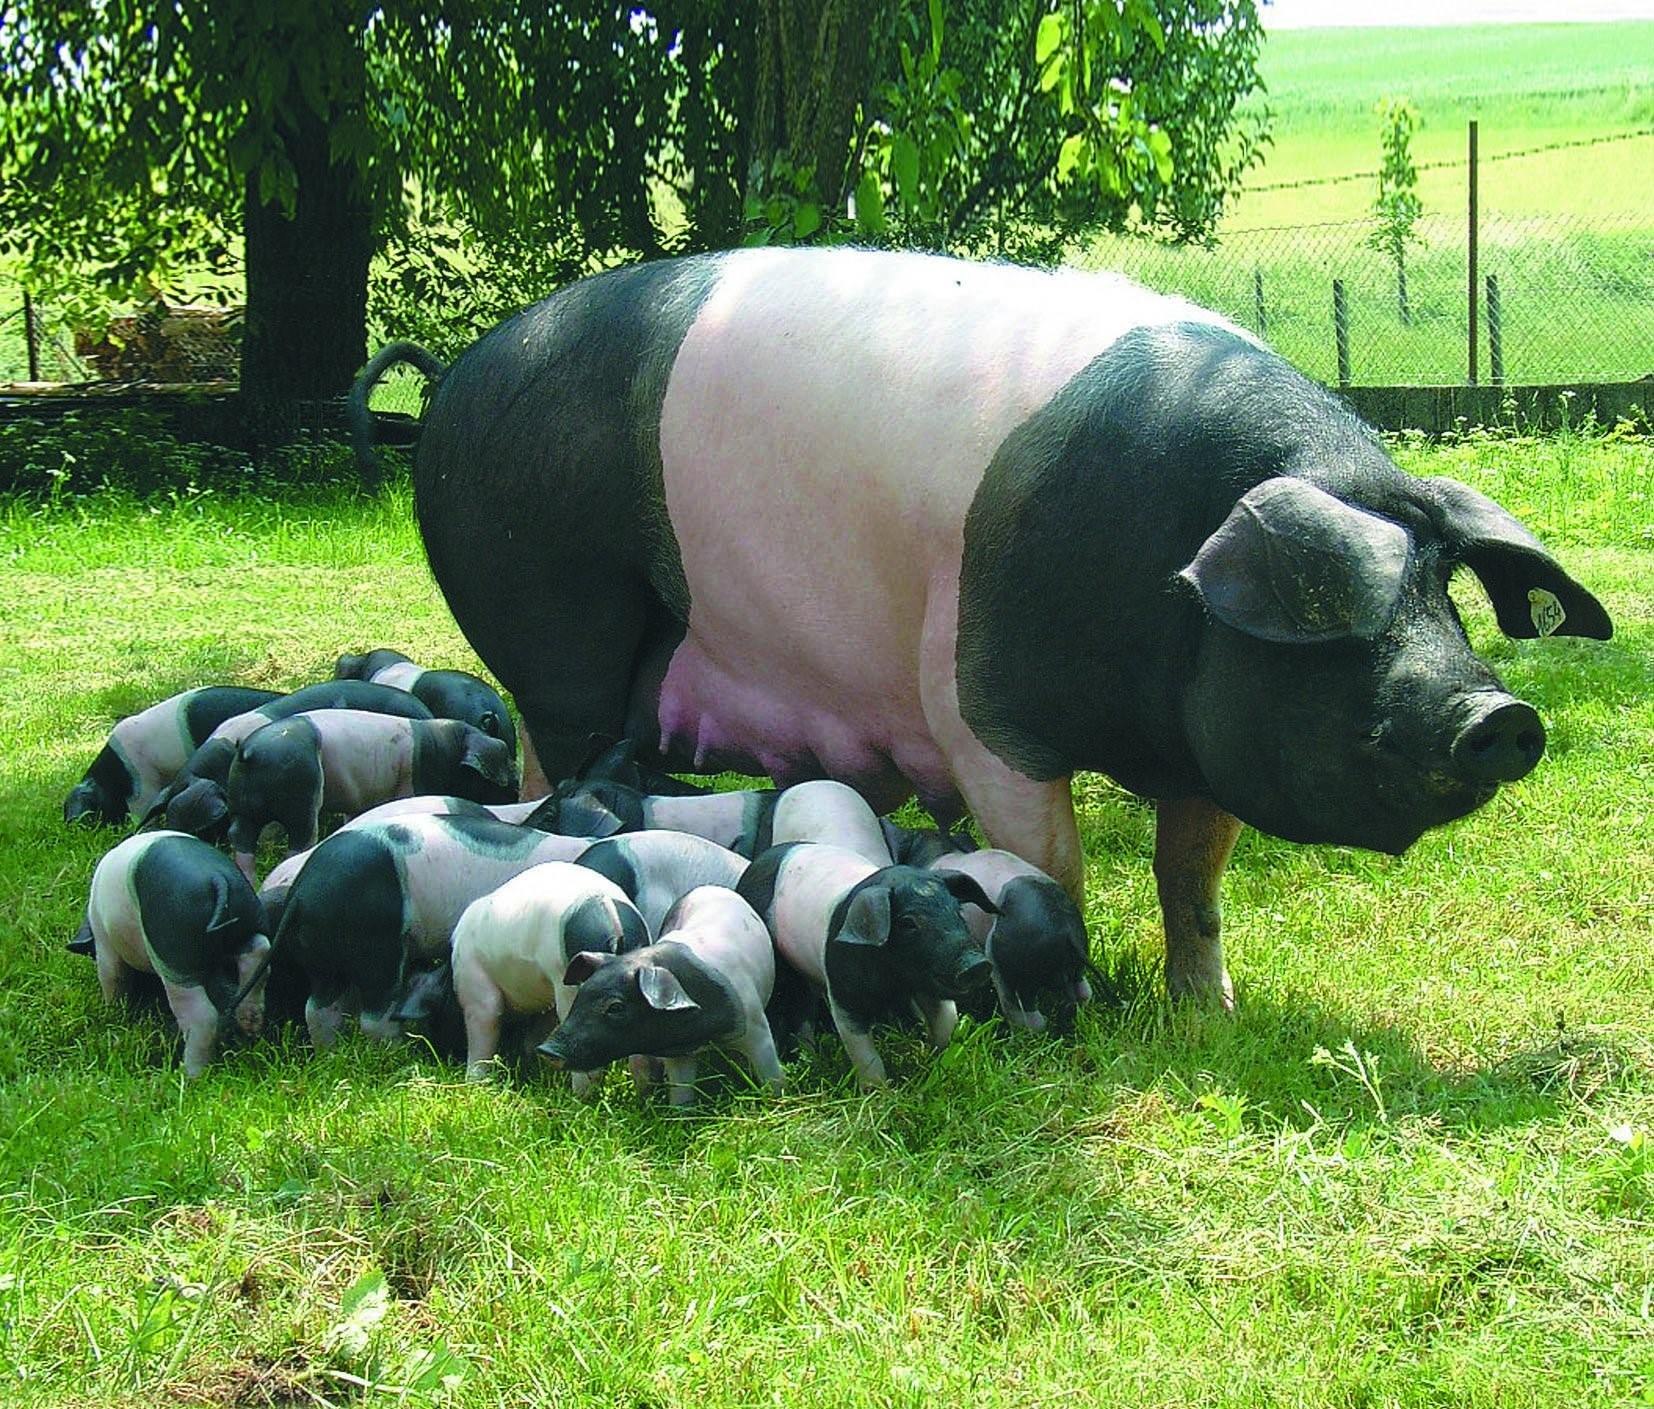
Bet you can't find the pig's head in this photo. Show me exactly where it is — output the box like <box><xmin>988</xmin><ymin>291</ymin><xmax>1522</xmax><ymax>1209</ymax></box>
<box><xmin>453</xmin><ymin>727</ymin><xmax>520</xmax><ymax>804</ymax></box>
<box><xmin>1177</xmin><ymin>474</ymin><xmax>1612</xmax><ymax>854</ymax></box>
<box><xmin>988</xmin><ymin>876</ymin><xmax>1091</xmax><ymax>1029</ymax></box>
<box><xmin>835</xmin><ymin>867</ymin><xmax>998</xmax><ymax>1001</ymax></box>
<box><xmin>165</xmin><ymin>777</ymin><xmax>232</xmax><ymax>840</ymax></box>
<box><xmin>540</xmin><ymin>946</ymin><xmax>734</xmax><ymax>1070</ymax></box>
<box><xmin>522</xmin><ymin>779</ymin><xmax>640</xmax><ymax>837</ymax></box>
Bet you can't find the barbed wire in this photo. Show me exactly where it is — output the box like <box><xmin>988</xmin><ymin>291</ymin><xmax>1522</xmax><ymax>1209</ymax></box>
<box><xmin>1246</xmin><ymin>127</ymin><xmax>1654</xmax><ymax>193</ymax></box>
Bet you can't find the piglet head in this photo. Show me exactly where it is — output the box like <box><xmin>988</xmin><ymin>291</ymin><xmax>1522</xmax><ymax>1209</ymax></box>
<box><xmin>456</xmin><ymin>728</ymin><xmax>520</xmax><ymax>803</ymax></box>
<box><xmin>841</xmin><ymin>868</ymin><xmax>996</xmax><ymax>1001</ymax></box>
<box><xmin>539</xmin><ymin>949</ymin><xmax>722</xmax><ymax>1070</ymax></box>
<box><xmin>987</xmin><ymin>876</ymin><xmax>1091</xmax><ymax>1031</ymax></box>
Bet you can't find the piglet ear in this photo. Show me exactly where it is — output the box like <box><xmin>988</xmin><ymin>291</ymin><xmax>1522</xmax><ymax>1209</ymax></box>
<box><xmin>461</xmin><ymin>730</ymin><xmax>519</xmax><ymax>790</ymax></box>
<box><xmin>940</xmin><ymin>871</ymin><xmax>1000</xmax><ymax>916</ymax></box>
<box><xmin>1179</xmin><ymin>477</ymin><xmax>1410</xmax><ymax>644</ymax></box>
<box><xmin>334</xmin><ymin>652</ymin><xmax>365</xmax><ymax>679</ymax></box>
<box><xmin>563</xmin><ymin>951</ymin><xmax>613</xmax><ymax>986</ymax></box>
<box><xmin>1424</xmin><ymin>476</ymin><xmax>1613</xmax><ymax>640</ymax></box>
<box><xmin>638</xmin><ymin>964</ymin><xmax>700</xmax><ymax>1012</ymax></box>
<box><xmin>837</xmin><ymin>885</ymin><xmax>892</xmax><ymax>947</ymax></box>
<box><xmin>556</xmin><ymin>793</ymin><xmax>628</xmax><ymax>838</ymax></box>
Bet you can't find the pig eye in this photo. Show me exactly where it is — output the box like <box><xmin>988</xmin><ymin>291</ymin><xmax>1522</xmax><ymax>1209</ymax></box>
<box><xmin>604</xmin><ymin>997</ymin><xmax>627</xmax><ymax>1017</ymax></box>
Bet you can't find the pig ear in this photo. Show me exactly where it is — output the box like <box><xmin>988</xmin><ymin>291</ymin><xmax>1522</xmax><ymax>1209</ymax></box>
<box><xmin>837</xmin><ymin>885</ymin><xmax>892</xmax><ymax>946</ymax></box>
<box><xmin>638</xmin><ymin>964</ymin><xmax>700</xmax><ymax>1012</ymax></box>
<box><xmin>562</xmin><ymin>950</ymin><xmax>614</xmax><ymax>986</ymax></box>
<box><xmin>462</xmin><ymin>731</ymin><xmax>519</xmax><ymax>789</ymax></box>
<box><xmin>1424</xmin><ymin>477</ymin><xmax>1613</xmax><ymax>640</ymax></box>
<box><xmin>940</xmin><ymin>871</ymin><xmax>1000</xmax><ymax>916</ymax></box>
<box><xmin>556</xmin><ymin>792</ymin><xmax>628</xmax><ymax>838</ymax></box>
<box><xmin>1179</xmin><ymin>477</ymin><xmax>1410</xmax><ymax>644</ymax></box>
<box><xmin>389</xmin><ymin>964</ymin><xmax>453</xmax><ymax>1023</ymax></box>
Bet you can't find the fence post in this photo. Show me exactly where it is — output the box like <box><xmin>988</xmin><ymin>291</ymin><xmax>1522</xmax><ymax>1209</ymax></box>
<box><xmin>22</xmin><ymin>290</ymin><xmax>40</xmax><ymax>382</ymax></box>
<box><xmin>1467</xmin><ymin>119</ymin><xmax>1479</xmax><ymax>386</ymax></box>
<box><xmin>1332</xmin><ymin>279</ymin><xmax>1350</xmax><ymax>388</ymax></box>
<box><xmin>1486</xmin><ymin>274</ymin><xmax>1503</xmax><ymax>387</ymax></box>
<box><xmin>1253</xmin><ymin>268</ymin><xmax>1267</xmax><ymax>338</ymax></box>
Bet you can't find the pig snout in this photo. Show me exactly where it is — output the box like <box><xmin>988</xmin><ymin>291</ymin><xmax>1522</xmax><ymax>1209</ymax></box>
<box><xmin>1450</xmin><ymin>694</ymin><xmax>1545</xmax><ymax>785</ymax></box>
<box><xmin>535</xmin><ymin>1037</ymin><xmax>568</xmax><ymax>1069</ymax></box>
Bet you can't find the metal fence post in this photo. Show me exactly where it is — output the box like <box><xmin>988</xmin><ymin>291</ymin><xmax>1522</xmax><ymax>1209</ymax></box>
<box><xmin>1253</xmin><ymin>268</ymin><xmax>1267</xmax><ymax>338</ymax></box>
<box><xmin>1467</xmin><ymin>119</ymin><xmax>1479</xmax><ymax>386</ymax></box>
<box><xmin>1486</xmin><ymin>274</ymin><xmax>1504</xmax><ymax>387</ymax></box>
<box><xmin>22</xmin><ymin>290</ymin><xmax>40</xmax><ymax>382</ymax></box>
<box><xmin>1333</xmin><ymin>279</ymin><xmax>1350</xmax><ymax>388</ymax></box>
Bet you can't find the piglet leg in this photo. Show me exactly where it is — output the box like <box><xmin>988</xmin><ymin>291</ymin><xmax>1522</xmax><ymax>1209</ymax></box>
<box><xmin>231</xmin><ymin>936</ymin><xmax>271</xmax><ymax>1039</ymax></box>
<box><xmin>94</xmin><ymin>940</ymin><xmax>134</xmax><ymax>1006</ymax></box>
<box><xmin>990</xmin><ymin>973</ymin><xmax>1046</xmax><ymax>1031</ymax></box>
<box><xmin>662</xmin><ymin>1056</ymin><xmax>699</xmax><ymax>1107</ymax></box>
<box><xmin>742</xmin><ymin>1019</ymin><xmax>785</xmax><ymax>1093</ymax></box>
<box><xmin>828</xmin><ymin>997</ymin><xmax>888</xmax><ymax>1090</ymax></box>
<box><xmin>453</xmin><ymin>954</ymin><xmax>505</xmax><ymax>1080</ymax></box>
<box><xmin>164</xmin><ymin>979</ymin><xmax>220</xmax><ymax>1078</ymax></box>
<box><xmin>1155</xmin><ymin>795</ymin><xmax>1241</xmax><ymax>1008</ymax></box>
<box><xmin>912</xmin><ymin>996</ymin><xmax>961</xmax><ymax>1050</ymax></box>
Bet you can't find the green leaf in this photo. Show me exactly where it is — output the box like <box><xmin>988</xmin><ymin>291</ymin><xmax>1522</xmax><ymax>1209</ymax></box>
<box><xmin>891</xmin><ymin>133</ymin><xmax>919</xmax><ymax>209</ymax></box>
<box><xmin>1034</xmin><ymin>12</ymin><xmax>1065</xmax><ymax>66</ymax></box>
<box><xmin>1147</xmin><ymin>126</ymin><xmax>1173</xmax><ymax>183</ymax></box>
<box><xmin>1056</xmin><ymin>132</ymin><xmax>1085</xmax><ymax>181</ymax></box>
<box><xmin>792</xmin><ymin>200</ymin><xmax>822</xmax><ymax>239</ymax></box>
<box><xmin>854</xmin><ymin>168</ymin><xmax>886</xmax><ymax>235</ymax></box>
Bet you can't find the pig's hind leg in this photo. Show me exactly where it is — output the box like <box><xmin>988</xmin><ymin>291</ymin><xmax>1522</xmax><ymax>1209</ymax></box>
<box><xmin>162</xmin><ymin>979</ymin><xmax>221</xmax><ymax>1078</ymax></box>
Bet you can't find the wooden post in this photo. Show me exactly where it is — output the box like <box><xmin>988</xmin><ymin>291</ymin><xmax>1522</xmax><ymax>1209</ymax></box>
<box><xmin>1253</xmin><ymin>268</ymin><xmax>1267</xmax><ymax>337</ymax></box>
<box><xmin>1486</xmin><ymin>274</ymin><xmax>1503</xmax><ymax>387</ymax></box>
<box><xmin>22</xmin><ymin>290</ymin><xmax>40</xmax><ymax>383</ymax></box>
<box><xmin>1333</xmin><ymin>278</ymin><xmax>1350</xmax><ymax>388</ymax></box>
<box><xmin>1467</xmin><ymin>119</ymin><xmax>1479</xmax><ymax>386</ymax></box>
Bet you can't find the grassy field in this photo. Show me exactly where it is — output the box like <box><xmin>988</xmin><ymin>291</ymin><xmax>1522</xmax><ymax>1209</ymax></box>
<box><xmin>0</xmin><ymin>428</ymin><xmax>1649</xmax><ymax>1406</ymax></box>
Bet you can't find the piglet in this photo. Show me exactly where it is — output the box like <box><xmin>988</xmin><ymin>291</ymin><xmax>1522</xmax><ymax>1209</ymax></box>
<box><xmin>880</xmin><ymin>818</ymin><xmax>979</xmax><ymax>868</ymax></box>
<box><xmin>224</xmin><ymin>709</ymin><xmax>519</xmax><ymax>880</ymax></box>
<box><xmin>335</xmin><ymin>648</ymin><xmax>518</xmax><ymax>759</ymax></box>
<box><xmin>233</xmin><ymin>813</ymin><xmax>590</xmax><ymax>1049</ymax></box>
<box><xmin>65</xmin><ymin>685</ymin><xmax>279</xmax><ymax>827</ymax></box>
<box><xmin>77</xmin><ymin>831</ymin><xmax>271</xmax><ymax>1076</ymax></box>
<box><xmin>448</xmin><ymin>861</ymin><xmax>650</xmax><ymax>1088</ymax></box>
<box><xmin>928</xmin><ymin>849</ymin><xmax>1092</xmax><ymax>1030</ymax></box>
<box><xmin>737</xmin><ymin>842</ymin><xmax>997</xmax><ymax>1088</ymax></box>
<box><xmin>574</xmin><ymin>830</ymin><xmax>750</xmax><ymax>936</ymax></box>
<box><xmin>540</xmin><ymin>885</ymin><xmax>783</xmax><ymax>1105</ymax></box>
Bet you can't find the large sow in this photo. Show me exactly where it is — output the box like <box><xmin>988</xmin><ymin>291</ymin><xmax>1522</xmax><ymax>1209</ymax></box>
<box><xmin>354</xmin><ymin>248</ymin><xmax>1613</xmax><ymax>1002</ymax></box>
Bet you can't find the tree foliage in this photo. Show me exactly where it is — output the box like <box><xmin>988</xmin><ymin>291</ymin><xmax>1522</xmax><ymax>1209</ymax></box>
<box><xmin>1366</xmin><ymin>96</ymin><xmax>1423</xmax><ymax>326</ymax></box>
<box><xmin>0</xmin><ymin>1</ymin><xmax>1269</xmax><ymax>394</ymax></box>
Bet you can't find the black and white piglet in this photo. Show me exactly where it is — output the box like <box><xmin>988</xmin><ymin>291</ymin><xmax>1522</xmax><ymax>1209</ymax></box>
<box><xmin>76</xmin><ymin>831</ymin><xmax>271</xmax><ymax>1075</ymax></box>
<box><xmin>234</xmin><ymin>813</ymin><xmax>590</xmax><ymax>1050</ymax></box>
<box><xmin>65</xmin><ymin>685</ymin><xmax>279</xmax><ymax>827</ymax></box>
<box><xmin>540</xmin><ymin>885</ymin><xmax>784</xmax><ymax>1105</ymax></box>
<box><xmin>155</xmin><ymin>679</ymin><xmax>435</xmax><ymax>836</ymax></box>
<box><xmin>224</xmin><ymin>709</ymin><xmax>519</xmax><ymax>880</ymax></box>
<box><xmin>335</xmin><ymin>648</ymin><xmax>518</xmax><ymax>759</ymax></box>
<box><xmin>736</xmin><ymin>842</ymin><xmax>997</xmax><ymax>1089</ymax></box>
<box><xmin>929</xmin><ymin>849</ymin><xmax>1091</xmax><ymax>1030</ymax></box>
<box><xmin>448</xmin><ymin>861</ymin><xmax>650</xmax><ymax>1088</ymax></box>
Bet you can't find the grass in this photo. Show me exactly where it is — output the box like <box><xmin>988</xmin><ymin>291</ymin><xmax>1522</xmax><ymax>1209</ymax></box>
<box><xmin>0</xmin><ymin>427</ymin><xmax>1650</xmax><ymax>1405</ymax></box>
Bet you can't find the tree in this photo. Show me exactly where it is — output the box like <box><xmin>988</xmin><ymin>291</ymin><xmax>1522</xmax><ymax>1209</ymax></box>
<box><xmin>0</xmin><ymin>2</ymin><xmax>1267</xmax><ymax>419</ymax></box>
<box><xmin>1367</xmin><ymin>97</ymin><xmax>1423</xmax><ymax>326</ymax></box>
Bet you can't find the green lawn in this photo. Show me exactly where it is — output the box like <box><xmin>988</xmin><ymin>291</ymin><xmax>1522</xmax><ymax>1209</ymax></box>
<box><xmin>0</xmin><ymin>430</ymin><xmax>1649</xmax><ymax>1406</ymax></box>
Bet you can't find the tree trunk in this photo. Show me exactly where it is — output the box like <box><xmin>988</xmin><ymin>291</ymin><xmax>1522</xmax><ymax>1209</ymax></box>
<box><xmin>1396</xmin><ymin>247</ymin><xmax>1411</xmax><ymax>327</ymax></box>
<box><xmin>239</xmin><ymin>110</ymin><xmax>374</xmax><ymax>433</ymax></box>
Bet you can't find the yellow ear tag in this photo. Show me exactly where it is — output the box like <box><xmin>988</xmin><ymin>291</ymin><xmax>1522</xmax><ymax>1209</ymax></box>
<box><xmin>1528</xmin><ymin>588</ymin><xmax>1565</xmax><ymax>638</ymax></box>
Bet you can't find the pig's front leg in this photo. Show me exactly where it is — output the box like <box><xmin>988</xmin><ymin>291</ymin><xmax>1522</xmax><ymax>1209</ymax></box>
<box><xmin>827</xmin><ymin>996</ymin><xmax>888</xmax><ymax>1089</ymax></box>
<box><xmin>918</xmin><ymin>592</ymin><xmax>1084</xmax><ymax>903</ymax></box>
<box><xmin>662</xmin><ymin>1056</ymin><xmax>699</xmax><ymax>1107</ymax></box>
<box><xmin>163</xmin><ymin>979</ymin><xmax>220</xmax><ymax>1078</ymax></box>
<box><xmin>453</xmin><ymin>954</ymin><xmax>505</xmax><ymax>1080</ymax></box>
<box><xmin>1155</xmin><ymin>795</ymin><xmax>1241</xmax><ymax>1008</ymax></box>
<box><xmin>912</xmin><ymin>995</ymin><xmax>960</xmax><ymax>1050</ymax></box>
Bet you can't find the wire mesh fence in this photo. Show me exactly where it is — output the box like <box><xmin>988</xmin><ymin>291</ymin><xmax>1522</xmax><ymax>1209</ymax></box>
<box><xmin>1078</xmin><ymin>205</ymin><xmax>1654</xmax><ymax>388</ymax></box>
<box><xmin>3</xmin><ymin>211</ymin><xmax>1651</xmax><ymax>393</ymax></box>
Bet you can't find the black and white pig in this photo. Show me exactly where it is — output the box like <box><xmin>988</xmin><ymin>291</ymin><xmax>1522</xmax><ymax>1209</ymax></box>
<box><xmin>881</xmin><ymin>818</ymin><xmax>978</xmax><ymax>868</ymax></box>
<box><xmin>928</xmin><ymin>849</ymin><xmax>1091</xmax><ymax>1032</ymax></box>
<box><xmin>541</xmin><ymin>776</ymin><xmax>890</xmax><ymax>863</ymax></box>
<box><xmin>540</xmin><ymin>884</ymin><xmax>784</xmax><ymax>1105</ymax></box>
<box><xmin>574</xmin><ymin>830</ymin><xmax>750</xmax><ymax>936</ymax></box>
<box><xmin>357</xmin><ymin>246</ymin><xmax>1613</xmax><ymax>1007</ymax></box>
<box><xmin>65</xmin><ymin>686</ymin><xmax>279</xmax><ymax>827</ymax></box>
<box><xmin>236</xmin><ymin>814</ymin><xmax>591</xmax><ymax>1049</ymax></box>
<box><xmin>76</xmin><ymin>831</ymin><xmax>271</xmax><ymax>1075</ymax></box>
<box><xmin>224</xmin><ymin>710</ymin><xmax>519</xmax><ymax>880</ymax></box>
<box><xmin>154</xmin><ymin>679</ymin><xmax>435</xmax><ymax>836</ymax></box>
<box><xmin>736</xmin><ymin>842</ymin><xmax>998</xmax><ymax>1089</ymax></box>
<box><xmin>447</xmin><ymin>861</ymin><xmax>650</xmax><ymax>1088</ymax></box>
<box><xmin>334</xmin><ymin>648</ymin><xmax>518</xmax><ymax>760</ymax></box>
